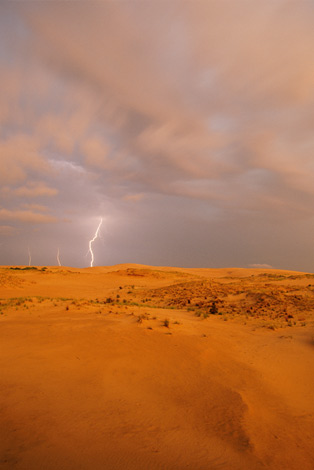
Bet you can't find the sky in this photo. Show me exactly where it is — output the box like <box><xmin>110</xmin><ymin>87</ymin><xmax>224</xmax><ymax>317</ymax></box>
<box><xmin>1</xmin><ymin>1</ymin><xmax>314</xmax><ymax>271</ymax></box>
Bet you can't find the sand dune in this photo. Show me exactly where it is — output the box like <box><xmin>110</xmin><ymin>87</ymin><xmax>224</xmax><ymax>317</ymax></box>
<box><xmin>1</xmin><ymin>265</ymin><xmax>314</xmax><ymax>469</ymax></box>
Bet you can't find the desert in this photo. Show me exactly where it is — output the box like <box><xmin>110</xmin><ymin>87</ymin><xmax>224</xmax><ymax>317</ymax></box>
<box><xmin>0</xmin><ymin>264</ymin><xmax>313</xmax><ymax>470</ymax></box>
<box><xmin>3</xmin><ymin>2</ymin><xmax>314</xmax><ymax>469</ymax></box>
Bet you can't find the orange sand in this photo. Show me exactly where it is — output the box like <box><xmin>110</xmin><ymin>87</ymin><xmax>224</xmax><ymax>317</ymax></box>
<box><xmin>0</xmin><ymin>265</ymin><xmax>313</xmax><ymax>469</ymax></box>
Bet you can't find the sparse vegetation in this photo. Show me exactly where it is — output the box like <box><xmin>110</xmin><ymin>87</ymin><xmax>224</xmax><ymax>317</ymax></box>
<box><xmin>9</xmin><ymin>266</ymin><xmax>38</xmax><ymax>271</ymax></box>
<box><xmin>1</xmin><ymin>265</ymin><xmax>314</xmax><ymax>330</ymax></box>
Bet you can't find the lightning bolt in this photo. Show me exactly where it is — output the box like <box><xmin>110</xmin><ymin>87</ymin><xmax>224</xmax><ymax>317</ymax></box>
<box><xmin>28</xmin><ymin>247</ymin><xmax>31</xmax><ymax>266</ymax></box>
<box><xmin>88</xmin><ymin>218</ymin><xmax>103</xmax><ymax>267</ymax></box>
<box><xmin>57</xmin><ymin>248</ymin><xmax>62</xmax><ymax>267</ymax></box>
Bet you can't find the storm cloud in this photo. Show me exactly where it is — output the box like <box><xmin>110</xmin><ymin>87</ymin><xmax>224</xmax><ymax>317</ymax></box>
<box><xmin>1</xmin><ymin>1</ymin><xmax>314</xmax><ymax>270</ymax></box>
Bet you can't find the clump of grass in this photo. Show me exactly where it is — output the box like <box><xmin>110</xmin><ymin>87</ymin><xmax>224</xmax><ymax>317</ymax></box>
<box><xmin>195</xmin><ymin>310</ymin><xmax>210</xmax><ymax>319</ymax></box>
<box><xmin>9</xmin><ymin>266</ymin><xmax>39</xmax><ymax>271</ymax></box>
<box><xmin>162</xmin><ymin>318</ymin><xmax>170</xmax><ymax>328</ymax></box>
<box><xmin>137</xmin><ymin>314</ymin><xmax>149</xmax><ymax>323</ymax></box>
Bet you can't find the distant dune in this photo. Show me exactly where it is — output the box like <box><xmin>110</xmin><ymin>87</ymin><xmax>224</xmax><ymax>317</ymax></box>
<box><xmin>1</xmin><ymin>265</ymin><xmax>314</xmax><ymax>469</ymax></box>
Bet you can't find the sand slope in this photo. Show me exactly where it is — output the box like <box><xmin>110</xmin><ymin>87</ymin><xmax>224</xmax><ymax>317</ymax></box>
<box><xmin>0</xmin><ymin>265</ymin><xmax>314</xmax><ymax>469</ymax></box>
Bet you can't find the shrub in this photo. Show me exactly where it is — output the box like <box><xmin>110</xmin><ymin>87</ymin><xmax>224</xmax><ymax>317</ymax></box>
<box><xmin>210</xmin><ymin>301</ymin><xmax>218</xmax><ymax>315</ymax></box>
<box><xmin>137</xmin><ymin>314</ymin><xmax>149</xmax><ymax>323</ymax></box>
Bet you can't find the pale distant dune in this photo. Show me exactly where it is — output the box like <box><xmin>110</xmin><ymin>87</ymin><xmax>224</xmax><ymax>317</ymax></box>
<box><xmin>0</xmin><ymin>265</ymin><xmax>313</xmax><ymax>469</ymax></box>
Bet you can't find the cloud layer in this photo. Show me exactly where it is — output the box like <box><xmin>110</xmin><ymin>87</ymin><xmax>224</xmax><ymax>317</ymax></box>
<box><xmin>1</xmin><ymin>1</ymin><xmax>314</xmax><ymax>270</ymax></box>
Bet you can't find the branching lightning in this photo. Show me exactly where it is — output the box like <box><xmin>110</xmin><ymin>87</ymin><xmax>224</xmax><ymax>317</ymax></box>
<box><xmin>28</xmin><ymin>247</ymin><xmax>31</xmax><ymax>266</ymax></box>
<box><xmin>57</xmin><ymin>248</ymin><xmax>62</xmax><ymax>267</ymax></box>
<box><xmin>88</xmin><ymin>218</ymin><xmax>103</xmax><ymax>267</ymax></box>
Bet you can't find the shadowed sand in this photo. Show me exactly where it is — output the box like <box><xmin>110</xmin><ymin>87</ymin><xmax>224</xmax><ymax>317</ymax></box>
<box><xmin>0</xmin><ymin>265</ymin><xmax>314</xmax><ymax>469</ymax></box>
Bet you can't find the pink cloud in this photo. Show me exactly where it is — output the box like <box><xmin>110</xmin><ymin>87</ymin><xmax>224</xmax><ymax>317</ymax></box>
<box><xmin>21</xmin><ymin>203</ymin><xmax>49</xmax><ymax>212</ymax></box>
<box><xmin>249</xmin><ymin>264</ymin><xmax>273</xmax><ymax>269</ymax></box>
<box><xmin>0</xmin><ymin>225</ymin><xmax>16</xmax><ymax>236</ymax></box>
<box><xmin>0</xmin><ymin>135</ymin><xmax>51</xmax><ymax>184</ymax></box>
<box><xmin>14</xmin><ymin>182</ymin><xmax>58</xmax><ymax>198</ymax></box>
<box><xmin>0</xmin><ymin>208</ymin><xmax>56</xmax><ymax>224</ymax></box>
<box><xmin>122</xmin><ymin>193</ymin><xmax>145</xmax><ymax>203</ymax></box>
<box><xmin>81</xmin><ymin>137</ymin><xmax>110</xmax><ymax>169</ymax></box>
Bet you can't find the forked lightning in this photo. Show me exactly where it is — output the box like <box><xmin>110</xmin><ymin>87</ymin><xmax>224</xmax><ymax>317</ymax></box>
<box><xmin>88</xmin><ymin>218</ymin><xmax>103</xmax><ymax>267</ymax></box>
<box><xmin>57</xmin><ymin>248</ymin><xmax>62</xmax><ymax>267</ymax></box>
